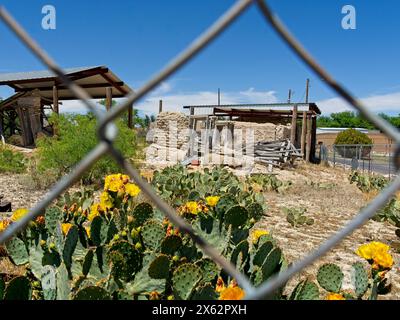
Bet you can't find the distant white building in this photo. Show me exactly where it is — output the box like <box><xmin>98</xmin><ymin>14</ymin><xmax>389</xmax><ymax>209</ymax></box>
<box><xmin>316</xmin><ymin>127</ymin><xmax>376</xmax><ymax>134</ymax></box>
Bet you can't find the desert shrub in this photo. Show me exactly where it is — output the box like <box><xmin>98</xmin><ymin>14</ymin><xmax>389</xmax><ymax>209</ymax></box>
<box><xmin>334</xmin><ymin>128</ymin><xmax>372</xmax><ymax>145</ymax></box>
<box><xmin>0</xmin><ymin>145</ymin><xmax>26</xmax><ymax>173</ymax></box>
<box><xmin>33</xmin><ymin>113</ymin><xmax>137</xmax><ymax>186</ymax></box>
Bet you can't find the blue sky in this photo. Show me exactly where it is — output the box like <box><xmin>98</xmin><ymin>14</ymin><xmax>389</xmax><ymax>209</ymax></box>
<box><xmin>1</xmin><ymin>0</ymin><xmax>400</xmax><ymax>115</ymax></box>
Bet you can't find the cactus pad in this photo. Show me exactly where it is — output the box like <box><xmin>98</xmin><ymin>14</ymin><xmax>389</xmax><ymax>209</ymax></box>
<box><xmin>82</xmin><ymin>250</ymin><xmax>94</xmax><ymax>276</ymax></box>
<box><xmin>195</xmin><ymin>258</ymin><xmax>219</xmax><ymax>283</ymax></box>
<box><xmin>192</xmin><ymin>283</ymin><xmax>218</xmax><ymax>300</ymax></box>
<box><xmin>161</xmin><ymin>235</ymin><xmax>182</xmax><ymax>255</ymax></box>
<box><xmin>141</xmin><ymin>220</ymin><xmax>165</xmax><ymax>250</ymax></box>
<box><xmin>148</xmin><ymin>254</ymin><xmax>170</xmax><ymax>279</ymax></box>
<box><xmin>0</xmin><ymin>277</ymin><xmax>5</xmax><ymax>300</ymax></box>
<box><xmin>107</xmin><ymin>241</ymin><xmax>143</xmax><ymax>281</ymax></box>
<box><xmin>246</xmin><ymin>203</ymin><xmax>264</xmax><ymax>221</ymax></box>
<box><xmin>290</xmin><ymin>280</ymin><xmax>320</xmax><ymax>300</ymax></box>
<box><xmin>4</xmin><ymin>276</ymin><xmax>31</xmax><ymax>300</ymax></box>
<box><xmin>131</xmin><ymin>202</ymin><xmax>153</xmax><ymax>227</ymax></box>
<box><xmin>230</xmin><ymin>240</ymin><xmax>249</xmax><ymax>268</ymax></box>
<box><xmin>224</xmin><ymin>206</ymin><xmax>248</xmax><ymax>228</ymax></box>
<box><xmin>63</xmin><ymin>225</ymin><xmax>79</xmax><ymax>270</ymax></box>
<box><xmin>172</xmin><ymin>263</ymin><xmax>202</xmax><ymax>300</ymax></box>
<box><xmin>261</xmin><ymin>247</ymin><xmax>282</xmax><ymax>280</ymax></box>
<box><xmin>45</xmin><ymin>207</ymin><xmax>63</xmax><ymax>235</ymax></box>
<box><xmin>5</xmin><ymin>236</ymin><xmax>29</xmax><ymax>265</ymax></box>
<box><xmin>253</xmin><ymin>241</ymin><xmax>273</xmax><ymax>267</ymax></box>
<box><xmin>352</xmin><ymin>262</ymin><xmax>368</xmax><ymax>298</ymax></box>
<box><xmin>317</xmin><ymin>263</ymin><xmax>343</xmax><ymax>293</ymax></box>
<box><xmin>41</xmin><ymin>265</ymin><xmax>57</xmax><ymax>300</ymax></box>
<box><xmin>73</xmin><ymin>286</ymin><xmax>111</xmax><ymax>300</ymax></box>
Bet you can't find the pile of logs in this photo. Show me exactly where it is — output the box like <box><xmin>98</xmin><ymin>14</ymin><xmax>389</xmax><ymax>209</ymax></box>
<box><xmin>253</xmin><ymin>139</ymin><xmax>302</xmax><ymax>167</ymax></box>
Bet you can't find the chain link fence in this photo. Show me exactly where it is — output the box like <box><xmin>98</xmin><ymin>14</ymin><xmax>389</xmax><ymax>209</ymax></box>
<box><xmin>0</xmin><ymin>0</ymin><xmax>399</xmax><ymax>300</ymax></box>
<box><xmin>320</xmin><ymin>144</ymin><xmax>398</xmax><ymax>179</ymax></box>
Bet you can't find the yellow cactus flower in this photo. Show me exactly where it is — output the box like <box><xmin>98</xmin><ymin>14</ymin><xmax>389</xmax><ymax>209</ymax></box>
<box><xmin>61</xmin><ymin>223</ymin><xmax>73</xmax><ymax>236</ymax></box>
<box><xmin>205</xmin><ymin>196</ymin><xmax>220</xmax><ymax>207</ymax></box>
<box><xmin>355</xmin><ymin>241</ymin><xmax>393</xmax><ymax>269</ymax></box>
<box><xmin>125</xmin><ymin>183</ymin><xmax>141</xmax><ymax>197</ymax></box>
<box><xmin>88</xmin><ymin>203</ymin><xmax>106</xmax><ymax>221</ymax></box>
<box><xmin>11</xmin><ymin>208</ymin><xmax>29</xmax><ymax>222</ymax></box>
<box><xmin>219</xmin><ymin>286</ymin><xmax>245</xmax><ymax>300</ymax></box>
<box><xmin>100</xmin><ymin>191</ymin><xmax>114</xmax><ymax>209</ymax></box>
<box><xmin>0</xmin><ymin>219</ymin><xmax>11</xmax><ymax>233</ymax></box>
<box><xmin>326</xmin><ymin>293</ymin><xmax>345</xmax><ymax>300</ymax></box>
<box><xmin>104</xmin><ymin>174</ymin><xmax>129</xmax><ymax>192</ymax></box>
<box><xmin>251</xmin><ymin>229</ymin><xmax>269</xmax><ymax>243</ymax></box>
<box><xmin>85</xmin><ymin>226</ymin><xmax>91</xmax><ymax>238</ymax></box>
<box><xmin>185</xmin><ymin>201</ymin><xmax>200</xmax><ymax>215</ymax></box>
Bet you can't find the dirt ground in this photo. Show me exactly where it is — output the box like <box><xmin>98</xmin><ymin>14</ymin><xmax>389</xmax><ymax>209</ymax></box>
<box><xmin>0</xmin><ymin>163</ymin><xmax>399</xmax><ymax>299</ymax></box>
<box><xmin>256</xmin><ymin>163</ymin><xmax>400</xmax><ymax>299</ymax></box>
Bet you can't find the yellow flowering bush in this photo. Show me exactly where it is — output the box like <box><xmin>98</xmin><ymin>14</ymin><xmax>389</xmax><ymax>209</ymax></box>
<box><xmin>205</xmin><ymin>196</ymin><xmax>220</xmax><ymax>207</ymax></box>
<box><xmin>11</xmin><ymin>208</ymin><xmax>29</xmax><ymax>222</ymax></box>
<box><xmin>251</xmin><ymin>229</ymin><xmax>269</xmax><ymax>243</ymax></box>
<box><xmin>104</xmin><ymin>174</ymin><xmax>140</xmax><ymax>197</ymax></box>
<box><xmin>356</xmin><ymin>241</ymin><xmax>394</xmax><ymax>269</ymax></box>
<box><xmin>179</xmin><ymin>201</ymin><xmax>208</xmax><ymax>216</ymax></box>
<box><xmin>100</xmin><ymin>191</ymin><xmax>114</xmax><ymax>209</ymax></box>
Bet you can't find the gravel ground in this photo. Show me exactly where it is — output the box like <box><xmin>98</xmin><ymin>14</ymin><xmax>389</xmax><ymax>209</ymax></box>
<box><xmin>257</xmin><ymin>163</ymin><xmax>400</xmax><ymax>299</ymax></box>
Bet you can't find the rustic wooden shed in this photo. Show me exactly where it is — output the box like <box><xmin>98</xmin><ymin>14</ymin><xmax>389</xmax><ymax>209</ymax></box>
<box><xmin>0</xmin><ymin>66</ymin><xmax>133</xmax><ymax>146</ymax></box>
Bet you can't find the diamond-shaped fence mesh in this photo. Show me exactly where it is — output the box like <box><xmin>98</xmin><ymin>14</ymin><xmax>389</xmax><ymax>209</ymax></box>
<box><xmin>0</xmin><ymin>0</ymin><xmax>399</xmax><ymax>300</ymax></box>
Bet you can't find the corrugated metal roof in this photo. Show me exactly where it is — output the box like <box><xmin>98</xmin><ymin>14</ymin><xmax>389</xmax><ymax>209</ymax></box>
<box><xmin>0</xmin><ymin>66</ymin><xmax>103</xmax><ymax>82</ymax></box>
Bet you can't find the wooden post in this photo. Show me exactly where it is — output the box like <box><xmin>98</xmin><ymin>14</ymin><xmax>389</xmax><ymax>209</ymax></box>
<box><xmin>301</xmin><ymin>111</ymin><xmax>307</xmax><ymax>158</ymax></box>
<box><xmin>106</xmin><ymin>87</ymin><xmax>113</xmax><ymax>111</ymax></box>
<box><xmin>306</xmin><ymin>114</ymin><xmax>312</xmax><ymax>163</ymax></box>
<box><xmin>290</xmin><ymin>105</ymin><xmax>298</xmax><ymax>144</ymax></box>
<box><xmin>53</xmin><ymin>85</ymin><xmax>59</xmax><ymax>114</ymax></box>
<box><xmin>159</xmin><ymin>100</ymin><xmax>163</xmax><ymax>113</ymax></box>
<box><xmin>128</xmin><ymin>103</ymin><xmax>133</xmax><ymax>129</ymax></box>
<box><xmin>189</xmin><ymin>106</ymin><xmax>195</xmax><ymax>128</ymax></box>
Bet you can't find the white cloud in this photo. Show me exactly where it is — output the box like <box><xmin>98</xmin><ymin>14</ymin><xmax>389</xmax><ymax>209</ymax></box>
<box><xmin>59</xmin><ymin>88</ymin><xmax>279</xmax><ymax>115</ymax></box>
<box><xmin>317</xmin><ymin>91</ymin><xmax>400</xmax><ymax>115</ymax></box>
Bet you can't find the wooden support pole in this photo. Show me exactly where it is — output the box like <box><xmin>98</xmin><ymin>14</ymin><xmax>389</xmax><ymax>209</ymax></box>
<box><xmin>159</xmin><ymin>99</ymin><xmax>163</xmax><ymax>113</ymax></box>
<box><xmin>53</xmin><ymin>85</ymin><xmax>59</xmax><ymax>114</ymax></box>
<box><xmin>189</xmin><ymin>106</ymin><xmax>195</xmax><ymax>128</ymax></box>
<box><xmin>301</xmin><ymin>111</ymin><xmax>307</xmax><ymax>158</ymax></box>
<box><xmin>106</xmin><ymin>87</ymin><xmax>113</xmax><ymax>111</ymax></box>
<box><xmin>306</xmin><ymin>114</ymin><xmax>312</xmax><ymax>163</ymax></box>
<box><xmin>128</xmin><ymin>103</ymin><xmax>133</xmax><ymax>129</ymax></box>
<box><xmin>290</xmin><ymin>105</ymin><xmax>298</xmax><ymax>144</ymax></box>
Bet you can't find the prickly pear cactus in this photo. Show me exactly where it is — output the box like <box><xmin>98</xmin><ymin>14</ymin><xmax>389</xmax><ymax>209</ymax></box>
<box><xmin>0</xmin><ymin>277</ymin><xmax>4</xmax><ymax>300</ymax></box>
<box><xmin>73</xmin><ymin>286</ymin><xmax>111</xmax><ymax>300</ymax></box>
<box><xmin>261</xmin><ymin>247</ymin><xmax>282</xmax><ymax>281</ymax></box>
<box><xmin>161</xmin><ymin>235</ymin><xmax>182</xmax><ymax>256</ymax></box>
<box><xmin>141</xmin><ymin>220</ymin><xmax>165</xmax><ymax>251</ymax></box>
<box><xmin>5</xmin><ymin>236</ymin><xmax>29</xmax><ymax>265</ymax></box>
<box><xmin>3</xmin><ymin>276</ymin><xmax>31</xmax><ymax>300</ymax></box>
<box><xmin>45</xmin><ymin>207</ymin><xmax>63</xmax><ymax>235</ymax></box>
<box><xmin>230</xmin><ymin>240</ymin><xmax>249</xmax><ymax>268</ymax></box>
<box><xmin>290</xmin><ymin>280</ymin><xmax>320</xmax><ymax>300</ymax></box>
<box><xmin>253</xmin><ymin>241</ymin><xmax>274</xmax><ymax>267</ymax></box>
<box><xmin>148</xmin><ymin>254</ymin><xmax>171</xmax><ymax>279</ymax></box>
<box><xmin>246</xmin><ymin>202</ymin><xmax>264</xmax><ymax>221</ymax></box>
<box><xmin>131</xmin><ymin>203</ymin><xmax>153</xmax><ymax>227</ymax></box>
<box><xmin>172</xmin><ymin>263</ymin><xmax>202</xmax><ymax>300</ymax></box>
<box><xmin>192</xmin><ymin>283</ymin><xmax>218</xmax><ymax>300</ymax></box>
<box><xmin>224</xmin><ymin>205</ymin><xmax>248</xmax><ymax>228</ymax></box>
<box><xmin>62</xmin><ymin>225</ymin><xmax>79</xmax><ymax>271</ymax></box>
<box><xmin>195</xmin><ymin>258</ymin><xmax>219</xmax><ymax>283</ymax></box>
<box><xmin>317</xmin><ymin>263</ymin><xmax>344</xmax><ymax>293</ymax></box>
<box><xmin>107</xmin><ymin>241</ymin><xmax>143</xmax><ymax>281</ymax></box>
<box><xmin>352</xmin><ymin>262</ymin><xmax>368</xmax><ymax>298</ymax></box>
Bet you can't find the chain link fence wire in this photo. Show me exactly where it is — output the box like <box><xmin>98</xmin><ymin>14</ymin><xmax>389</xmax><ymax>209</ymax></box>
<box><xmin>0</xmin><ymin>0</ymin><xmax>399</xmax><ymax>300</ymax></box>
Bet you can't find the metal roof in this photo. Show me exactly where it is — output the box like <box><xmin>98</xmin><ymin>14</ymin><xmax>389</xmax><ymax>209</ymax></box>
<box><xmin>0</xmin><ymin>65</ymin><xmax>132</xmax><ymax>100</ymax></box>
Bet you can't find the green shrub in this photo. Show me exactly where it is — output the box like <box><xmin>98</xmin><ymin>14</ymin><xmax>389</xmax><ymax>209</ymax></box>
<box><xmin>34</xmin><ymin>113</ymin><xmax>137</xmax><ymax>186</ymax></box>
<box><xmin>334</xmin><ymin>128</ymin><xmax>372</xmax><ymax>145</ymax></box>
<box><xmin>0</xmin><ymin>145</ymin><xmax>26</xmax><ymax>173</ymax></box>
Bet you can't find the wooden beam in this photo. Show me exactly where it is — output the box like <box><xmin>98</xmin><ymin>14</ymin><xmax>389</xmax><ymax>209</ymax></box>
<box><xmin>106</xmin><ymin>87</ymin><xmax>113</xmax><ymax>111</ymax></box>
<box><xmin>101</xmin><ymin>73</ymin><xmax>128</xmax><ymax>95</ymax></box>
<box><xmin>53</xmin><ymin>85</ymin><xmax>59</xmax><ymax>114</ymax></box>
<box><xmin>301</xmin><ymin>111</ymin><xmax>307</xmax><ymax>158</ymax></box>
<box><xmin>15</xmin><ymin>82</ymin><xmax>125</xmax><ymax>92</ymax></box>
<box><xmin>159</xmin><ymin>100</ymin><xmax>163</xmax><ymax>113</ymax></box>
<box><xmin>305</xmin><ymin>114</ymin><xmax>312</xmax><ymax>163</ymax></box>
<box><xmin>290</xmin><ymin>105</ymin><xmax>298</xmax><ymax>144</ymax></box>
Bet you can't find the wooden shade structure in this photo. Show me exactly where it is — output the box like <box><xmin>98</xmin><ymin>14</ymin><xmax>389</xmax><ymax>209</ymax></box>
<box><xmin>0</xmin><ymin>66</ymin><xmax>133</xmax><ymax>146</ymax></box>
